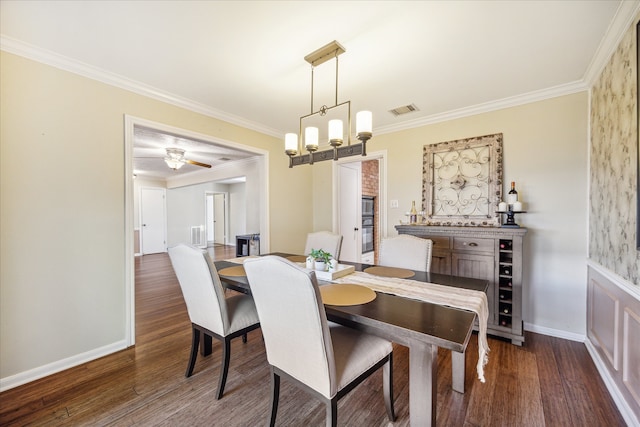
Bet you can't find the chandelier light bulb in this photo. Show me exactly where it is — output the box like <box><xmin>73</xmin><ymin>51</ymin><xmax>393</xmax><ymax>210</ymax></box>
<box><xmin>356</xmin><ymin>111</ymin><xmax>373</xmax><ymax>136</ymax></box>
<box><xmin>328</xmin><ymin>119</ymin><xmax>343</xmax><ymax>147</ymax></box>
<box><xmin>305</xmin><ymin>126</ymin><xmax>319</xmax><ymax>152</ymax></box>
<box><xmin>285</xmin><ymin>133</ymin><xmax>298</xmax><ymax>155</ymax></box>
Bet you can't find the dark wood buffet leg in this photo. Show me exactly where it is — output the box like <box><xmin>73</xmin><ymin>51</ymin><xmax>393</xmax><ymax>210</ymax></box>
<box><xmin>409</xmin><ymin>340</ymin><xmax>438</xmax><ymax>426</ymax></box>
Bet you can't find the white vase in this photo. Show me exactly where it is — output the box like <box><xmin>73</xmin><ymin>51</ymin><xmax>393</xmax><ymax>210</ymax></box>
<box><xmin>314</xmin><ymin>261</ymin><xmax>326</xmax><ymax>271</ymax></box>
<box><xmin>306</xmin><ymin>256</ymin><xmax>314</xmax><ymax>269</ymax></box>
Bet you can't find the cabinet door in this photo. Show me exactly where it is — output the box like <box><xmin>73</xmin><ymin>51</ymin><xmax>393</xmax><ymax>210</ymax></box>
<box><xmin>452</xmin><ymin>253</ymin><xmax>496</xmax><ymax>323</ymax></box>
<box><xmin>430</xmin><ymin>250</ymin><xmax>451</xmax><ymax>275</ymax></box>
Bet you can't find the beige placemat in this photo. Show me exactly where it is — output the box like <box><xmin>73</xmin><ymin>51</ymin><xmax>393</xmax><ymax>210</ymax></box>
<box><xmin>320</xmin><ymin>284</ymin><xmax>376</xmax><ymax>306</ymax></box>
<box><xmin>286</xmin><ymin>255</ymin><xmax>308</xmax><ymax>263</ymax></box>
<box><xmin>364</xmin><ymin>266</ymin><xmax>415</xmax><ymax>279</ymax></box>
<box><xmin>218</xmin><ymin>265</ymin><xmax>246</xmax><ymax>277</ymax></box>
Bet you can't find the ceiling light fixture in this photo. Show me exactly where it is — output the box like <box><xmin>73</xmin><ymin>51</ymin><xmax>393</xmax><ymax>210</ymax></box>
<box><xmin>285</xmin><ymin>40</ymin><xmax>372</xmax><ymax>167</ymax></box>
<box><xmin>164</xmin><ymin>148</ymin><xmax>186</xmax><ymax>170</ymax></box>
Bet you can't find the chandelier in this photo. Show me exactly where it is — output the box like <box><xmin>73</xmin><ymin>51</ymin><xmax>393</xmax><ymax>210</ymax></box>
<box><xmin>285</xmin><ymin>40</ymin><xmax>372</xmax><ymax>167</ymax></box>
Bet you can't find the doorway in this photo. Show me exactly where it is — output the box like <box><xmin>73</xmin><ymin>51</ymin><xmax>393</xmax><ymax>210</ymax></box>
<box><xmin>205</xmin><ymin>192</ymin><xmax>227</xmax><ymax>246</ymax></box>
<box><xmin>334</xmin><ymin>151</ymin><xmax>386</xmax><ymax>264</ymax></box>
<box><xmin>124</xmin><ymin>115</ymin><xmax>270</xmax><ymax>347</ymax></box>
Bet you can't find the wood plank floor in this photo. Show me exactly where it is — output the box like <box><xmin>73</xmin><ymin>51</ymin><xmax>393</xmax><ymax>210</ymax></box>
<box><xmin>0</xmin><ymin>246</ymin><xmax>626</xmax><ymax>426</ymax></box>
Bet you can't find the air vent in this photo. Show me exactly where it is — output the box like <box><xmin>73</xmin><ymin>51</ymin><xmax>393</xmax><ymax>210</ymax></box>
<box><xmin>389</xmin><ymin>103</ymin><xmax>419</xmax><ymax>116</ymax></box>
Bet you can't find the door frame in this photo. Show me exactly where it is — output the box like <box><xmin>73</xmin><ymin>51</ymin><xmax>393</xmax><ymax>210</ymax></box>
<box><xmin>124</xmin><ymin>115</ymin><xmax>270</xmax><ymax>346</ymax></box>
<box><xmin>332</xmin><ymin>149</ymin><xmax>387</xmax><ymax>252</ymax></box>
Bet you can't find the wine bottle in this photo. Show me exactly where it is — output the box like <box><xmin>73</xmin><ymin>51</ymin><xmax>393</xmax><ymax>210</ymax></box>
<box><xmin>410</xmin><ymin>201</ymin><xmax>417</xmax><ymax>224</ymax></box>
<box><xmin>507</xmin><ymin>181</ymin><xmax>518</xmax><ymax>205</ymax></box>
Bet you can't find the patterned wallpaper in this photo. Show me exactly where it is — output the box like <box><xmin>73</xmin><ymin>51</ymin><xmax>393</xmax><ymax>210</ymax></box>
<box><xmin>590</xmin><ymin>17</ymin><xmax>640</xmax><ymax>285</ymax></box>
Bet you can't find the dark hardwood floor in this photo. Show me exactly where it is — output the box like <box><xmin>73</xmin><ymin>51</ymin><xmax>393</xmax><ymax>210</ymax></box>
<box><xmin>0</xmin><ymin>246</ymin><xmax>625</xmax><ymax>426</ymax></box>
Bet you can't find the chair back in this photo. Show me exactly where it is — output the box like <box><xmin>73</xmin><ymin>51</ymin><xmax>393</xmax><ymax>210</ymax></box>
<box><xmin>244</xmin><ymin>256</ymin><xmax>336</xmax><ymax>398</ymax></box>
<box><xmin>168</xmin><ymin>244</ymin><xmax>229</xmax><ymax>336</ymax></box>
<box><xmin>378</xmin><ymin>234</ymin><xmax>433</xmax><ymax>272</ymax></box>
<box><xmin>304</xmin><ymin>231</ymin><xmax>343</xmax><ymax>260</ymax></box>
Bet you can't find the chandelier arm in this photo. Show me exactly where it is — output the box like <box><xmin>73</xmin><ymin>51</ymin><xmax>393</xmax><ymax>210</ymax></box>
<box><xmin>334</xmin><ymin>53</ymin><xmax>339</xmax><ymax>107</ymax></box>
<box><xmin>310</xmin><ymin>65</ymin><xmax>315</xmax><ymax>114</ymax></box>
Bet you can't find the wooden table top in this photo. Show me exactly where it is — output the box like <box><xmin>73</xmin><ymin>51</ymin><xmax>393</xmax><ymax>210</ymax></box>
<box><xmin>215</xmin><ymin>253</ymin><xmax>488</xmax><ymax>353</ymax></box>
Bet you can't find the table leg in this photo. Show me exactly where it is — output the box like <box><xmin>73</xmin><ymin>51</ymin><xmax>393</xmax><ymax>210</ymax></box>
<box><xmin>451</xmin><ymin>350</ymin><xmax>465</xmax><ymax>393</ymax></box>
<box><xmin>409</xmin><ymin>340</ymin><xmax>438</xmax><ymax>426</ymax></box>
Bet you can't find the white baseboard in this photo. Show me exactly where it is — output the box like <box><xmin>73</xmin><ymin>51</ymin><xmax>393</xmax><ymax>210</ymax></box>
<box><xmin>585</xmin><ymin>338</ymin><xmax>639</xmax><ymax>427</ymax></box>
<box><xmin>0</xmin><ymin>340</ymin><xmax>128</xmax><ymax>392</ymax></box>
<box><xmin>524</xmin><ymin>322</ymin><xmax>586</xmax><ymax>342</ymax></box>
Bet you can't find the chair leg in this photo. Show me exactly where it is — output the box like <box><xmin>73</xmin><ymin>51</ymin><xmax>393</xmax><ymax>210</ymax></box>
<box><xmin>185</xmin><ymin>327</ymin><xmax>200</xmax><ymax>377</ymax></box>
<box><xmin>269</xmin><ymin>370</ymin><xmax>280</xmax><ymax>427</ymax></box>
<box><xmin>326</xmin><ymin>398</ymin><xmax>337</xmax><ymax>427</ymax></box>
<box><xmin>216</xmin><ymin>337</ymin><xmax>232</xmax><ymax>400</ymax></box>
<box><xmin>383</xmin><ymin>353</ymin><xmax>396</xmax><ymax>421</ymax></box>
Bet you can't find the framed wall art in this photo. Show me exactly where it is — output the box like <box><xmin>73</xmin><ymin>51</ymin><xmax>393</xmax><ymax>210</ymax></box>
<box><xmin>422</xmin><ymin>133</ymin><xmax>503</xmax><ymax>227</ymax></box>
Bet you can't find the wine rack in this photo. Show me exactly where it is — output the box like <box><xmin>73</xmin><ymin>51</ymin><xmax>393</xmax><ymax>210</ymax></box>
<box><xmin>498</xmin><ymin>239</ymin><xmax>514</xmax><ymax>328</ymax></box>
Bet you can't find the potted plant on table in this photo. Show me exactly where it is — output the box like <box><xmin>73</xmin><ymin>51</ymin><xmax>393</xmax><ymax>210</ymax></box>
<box><xmin>308</xmin><ymin>248</ymin><xmax>332</xmax><ymax>272</ymax></box>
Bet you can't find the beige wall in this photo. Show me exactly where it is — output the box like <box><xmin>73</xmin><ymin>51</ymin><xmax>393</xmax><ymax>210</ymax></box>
<box><xmin>0</xmin><ymin>51</ymin><xmax>312</xmax><ymax>381</ymax></box>
<box><xmin>312</xmin><ymin>92</ymin><xmax>590</xmax><ymax>336</ymax></box>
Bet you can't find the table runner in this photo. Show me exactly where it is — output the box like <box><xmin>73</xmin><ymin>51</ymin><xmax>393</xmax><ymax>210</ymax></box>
<box><xmin>332</xmin><ymin>271</ymin><xmax>490</xmax><ymax>382</ymax></box>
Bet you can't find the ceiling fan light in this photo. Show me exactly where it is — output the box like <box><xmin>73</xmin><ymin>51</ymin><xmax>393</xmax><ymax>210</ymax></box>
<box><xmin>164</xmin><ymin>157</ymin><xmax>185</xmax><ymax>170</ymax></box>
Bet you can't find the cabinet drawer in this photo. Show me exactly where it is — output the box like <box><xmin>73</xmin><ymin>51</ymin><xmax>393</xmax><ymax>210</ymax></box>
<box><xmin>453</xmin><ymin>237</ymin><xmax>494</xmax><ymax>253</ymax></box>
<box><xmin>427</xmin><ymin>236</ymin><xmax>450</xmax><ymax>249</ymax></box>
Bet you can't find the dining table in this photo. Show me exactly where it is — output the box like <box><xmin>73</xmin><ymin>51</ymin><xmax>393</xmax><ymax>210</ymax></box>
<box><xmin>215</xmin><ymin>253</ymin><xmax>488</xmax><ymax>426</ymax></box>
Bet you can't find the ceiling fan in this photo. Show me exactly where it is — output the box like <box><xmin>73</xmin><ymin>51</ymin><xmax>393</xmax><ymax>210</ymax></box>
<box><xmin>164</xmin><ymin>148</ymin><xmax>211</xmax><ymax>170</ymax></box>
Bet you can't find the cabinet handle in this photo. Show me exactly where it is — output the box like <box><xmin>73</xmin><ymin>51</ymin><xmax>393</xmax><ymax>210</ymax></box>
<box><xmin>467</xmin><ymin>242</ymin><xmax>478</xmax><ymax>247</ymax></box>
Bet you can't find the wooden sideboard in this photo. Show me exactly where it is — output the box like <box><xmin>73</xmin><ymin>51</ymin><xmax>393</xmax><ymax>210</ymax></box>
<box><xmin>395</xmin><ymin>225</ymin><xmax>527</xmax><ymax>345</ymax></box>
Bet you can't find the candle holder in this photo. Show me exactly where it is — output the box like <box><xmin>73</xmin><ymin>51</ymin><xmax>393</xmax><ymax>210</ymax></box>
<box><xmin>496</xmin><ymin>207</ymin><xmax>526</xmax><ymax>228</ymax></box>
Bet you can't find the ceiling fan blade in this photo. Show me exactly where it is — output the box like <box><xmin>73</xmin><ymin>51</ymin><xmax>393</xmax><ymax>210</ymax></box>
<box><xmin>185</xmin><ymin>159</ymin><xmax>212</xmax><ymax>168</ymax></box>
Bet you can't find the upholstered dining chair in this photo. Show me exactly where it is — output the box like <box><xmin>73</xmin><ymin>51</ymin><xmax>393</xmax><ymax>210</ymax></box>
<box><xmin>304</xmin><ymin>231</ymin><xmax>343</xmax><ymax>261</ymax></box>
<box><xmin>244</xmin><ymin>256</ymin><xmax>395</xmax><ymax>427</ymax></box>
<box><xmin>168</xmin><ymin>244</ymin><xmax>260</xmax><ymax>400</ymax></box>
<box><xmin>378</xmin><ymin>234</ymin><xmax>433</xmax><ymax>272</ymax></box>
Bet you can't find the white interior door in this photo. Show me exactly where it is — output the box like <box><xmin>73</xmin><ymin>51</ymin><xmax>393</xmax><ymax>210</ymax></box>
<box><xmin>140</xmin><ymin>187</ymin><xmax>167</xmax><ymax>254</ymax></box>
<box><xmin>338</xmin><ymin>163</ymin><xmax>361</xmax><ymax>262</ymax></box>
<box><xmin>214</xmin><ymin>193</ymin><xmax>226</xmax><ymax>245</ymax></box>
<box><xmin>206</xmin><ymin>193</ymin><xmax>215</xmax><ymax>244</ymax></box>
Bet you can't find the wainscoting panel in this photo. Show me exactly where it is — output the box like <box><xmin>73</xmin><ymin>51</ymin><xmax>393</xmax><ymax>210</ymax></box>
<box><xmin>587</xmin><ymin>262</ymin><xmax>640</xmax><ymax>425</ymax></box>
<box><xmin>590</xmin><ymin>280</ymin><xmax>619</xmax><ymax>369</ymax></box>
<box><xmin>623</xmin><ymin>307</ymin><xmax>640</xmax><ymax>408</ymax></box>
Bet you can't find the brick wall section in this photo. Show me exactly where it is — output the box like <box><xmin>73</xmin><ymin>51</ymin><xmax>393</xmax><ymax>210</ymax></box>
<box><xmin>362</xmin><ymin>159</ymin><xmax>380</xmax><ymax>262</ymax></box>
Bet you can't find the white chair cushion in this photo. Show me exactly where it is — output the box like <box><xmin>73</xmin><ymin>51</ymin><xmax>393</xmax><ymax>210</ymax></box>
<box><xmin>226</xmin><ymin>294</ymin><xmax>260</xmax><ymax>334</ymax></box>
<box><xmin>328</xmin><ymin>322</ymin><xmax>392</xmax><ymax>392</ymax></box>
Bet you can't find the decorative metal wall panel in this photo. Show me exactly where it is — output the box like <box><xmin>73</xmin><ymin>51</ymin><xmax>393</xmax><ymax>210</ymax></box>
<box><xmin>422</xmin><ymin>133</ymin><xmax>503</xmax><ymax>226</ymax></box>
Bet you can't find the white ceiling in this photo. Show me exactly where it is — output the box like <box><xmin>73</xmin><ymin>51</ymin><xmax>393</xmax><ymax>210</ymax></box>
<box><xmin>1</xmin><ymin>1</ymin><xmax>636</xmax><ymax>179</ymax></box>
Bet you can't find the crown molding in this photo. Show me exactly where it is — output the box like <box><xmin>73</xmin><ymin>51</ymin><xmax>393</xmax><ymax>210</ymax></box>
<box><xmin>376</xmin><ymin>80</ymin><xmax>589</xmax><ymax>135</ymax></box>
<box><xmin>583</xmin><ymin>0</ymin><xmax>640</xmax><ymax>86</ymax></box>
<box><xmin>0</xmin><ymin>35</ymin><xmax>282</xmax><ymax>139</ymax></box>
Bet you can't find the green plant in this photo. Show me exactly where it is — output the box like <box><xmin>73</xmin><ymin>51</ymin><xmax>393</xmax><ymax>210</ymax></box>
<box><xmin>308</xmin><ymin>248</ymin><xmax>331</xmax><ymax>264</ymax></box>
